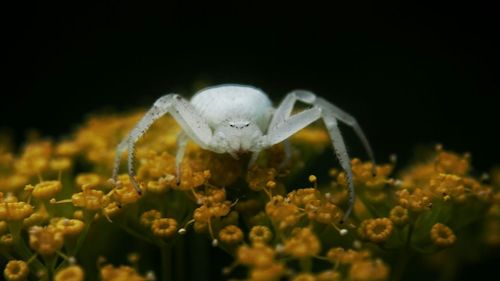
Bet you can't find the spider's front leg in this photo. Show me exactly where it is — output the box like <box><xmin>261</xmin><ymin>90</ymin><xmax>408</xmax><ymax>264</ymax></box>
<box><xmin>265</xmin><ymin>90</ymin><xmax>376</xmax><ymax>223</ymax></box>
<box><xmin>111</xmin><ymin>94</ymin><xmax>212</xmax><ymax>194</ymax></box>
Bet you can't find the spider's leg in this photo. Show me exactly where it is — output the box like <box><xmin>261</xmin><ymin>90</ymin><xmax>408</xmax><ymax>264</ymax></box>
<box><xmin>313</xmin><ymin>95</ymin><xmax>376</xmax><ymax>175</ymax></box>
<box><xmin>111</xmin><ymin>136</ymin><xmax>129</xmax><ymax>184</ymax></box>
<box><xmin>321</xmin><ymin>114</ymin><xmax>355</xmax><ymax>223</ymax></box>
<box><xmin>267</xmin><ymin>90</ymin><xmax>375</xmax><ymax>222</ymax></box>
<box><xmin>268</xmin><ymin>91</ymin><xmax>316</xmax><ymax>169</ymax></box>
<box><xmin>264</xmin><ymin>108</ymin><xmax>322</xmax><ymax>145</ymax></box>
<box><xmin>265</xmin><ymin>106</ymin><xmax>355</xmax><ymax>222</ymax></box>
<box><xmin>115</xmin><ymin>94</ymin><xmax>212</xmax><ymax>194</ymax></box>
<box><xmin>175</xmin><ymin>131</ymin><xmax>189</xmax><ymax>185</ymax></box>
<box><xmin>248</xmin><ymin>150</ymin><xmax>261</xmax><ymax>168</ymax></box>
<box><xmin>273</xmin><ymin>90</ymin><xmax>375</xmax><ymax>174</ymax></box>
<box><xmin>279</xmin><ymin>139</ymin><xmax>292</xmax><ymax>169</ymax></box>
<box><xmin>268</xmin><ymin>90</ymin><xmax>316</xmax><ymax>130</ymax></box>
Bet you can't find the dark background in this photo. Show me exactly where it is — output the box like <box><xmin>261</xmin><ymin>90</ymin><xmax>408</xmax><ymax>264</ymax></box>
<box><xmin>3</xmin><ymin>1</ymin><xmax>500</xmax><ymax>279</ymax></box>
<box><xmin>4</xmin><ymin>1</ymin><xmax>499</xmax><ymax>170</ymax></box>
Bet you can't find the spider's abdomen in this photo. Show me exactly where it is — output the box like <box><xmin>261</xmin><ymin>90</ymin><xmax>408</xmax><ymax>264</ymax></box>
<box><xmin>190</xmin><ymin>84</ymin><xmax>274</xmax><ymax>131</ymax></box>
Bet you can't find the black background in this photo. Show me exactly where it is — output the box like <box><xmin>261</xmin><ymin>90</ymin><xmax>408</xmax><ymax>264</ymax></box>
<box><xmin>4</xmin><ymin>1</ymin><xmax>499</xmax><ymax>170</ymax></box>
<box><xmin>3</xmin><ymin>0</ymin><xmax>500</xmax><ymax>279</ymax></box>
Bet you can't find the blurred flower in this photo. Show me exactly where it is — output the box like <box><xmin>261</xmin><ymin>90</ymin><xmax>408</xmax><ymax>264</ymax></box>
<box><xmin>0</xmin><ymin>200</ymin><xmax>34</xmax><ymax>221</ymax></box>
<box><xmin>430</xmin><ymin>223</ymin><xmax>456</xmax><ymax>247</ymax></box>
<box><xmin>140</xmin><ymin>210</ymin><xmax>162</xmax><ymax>227</ymax></box>
<box><xmin>284</xmin><ymin>227</ymin><xmax>321</xmax><ymax>258</ymax></box>
<box><xmin>100</xmin><ymin>265</ymin><xmax>146</xmax><ymax>281</ymax></box>
<box><xmin>54</xmin><ymin>265</ymin><xmax>84</xmax><ymax>281</ymax></box>
<box><xmin>53</xmin><ymin>218</ymin><xmax>85</xmax><ymax>236</ymax></box>
<box><xmin>75</xmin><ymin>173</ymin><xmax>101</xmax><ymax>189</ymax></box>
<box><xmin>71</xmin><ymin>189</ymin><xmax>108</xmax><ymax>211</ymax></box>
<box><xmin>389</xmin><ymin>206</ymin><xmax>409</xmax><ymax>226</ymax></box>
<box><xmin>265</xmin><ymin>195</ymin><xmax>300</xmax><ymax>230</ymax></box>
<box><xmin>31</xmin><ymin>180</ymin><xmax>62</xmax><ymax>200</ymax></box>
<box><xmin>349</xmin><ymin>259</ymin><xmax>389</xmax><ymax>281</ymax></box>
<box><xmin>219</xmin><ymin>225</ymin><xmax>243</xmax><ymax>244</ymax></box>
<box><xmin>3</xmin><ymin>260</ymin><xmax>29</xmax><ymax>281</ymax></box>
<box><xmin>363</xmin><ymin>218</ymin><xmax>393</xmax><ymax>243</ymax></box>
<box><xmin>29</xmin><ymin>225</ymin><xmax>64</xmax><ymax>256</ymax></box>
<box><xmin>151</xmin><ymin>218</ymin><xmax>177</xmax><ymax>237</ymax></box>
<box><xmin>249</xmin><ymin>225</ymin><xmax>273</xmax><ymax>244</ymax></box>
<box><xmin>237</xmin><ymin>243</ymin><xmax>276</xmax><ymax>267</ymax></box>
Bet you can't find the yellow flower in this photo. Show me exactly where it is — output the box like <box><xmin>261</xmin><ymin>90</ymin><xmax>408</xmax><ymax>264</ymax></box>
<box><xmin>0</xmin><ymin>175</ymin><xmax>29</xmax><ymax>192</ymax></box>
<box><xmin>31</xmin><ymin>180</ymin><xmax>62</xmax><ymax>200</ymax></box>
<box><xmin>103</xmin><ymin>202</ymin><xmax>121</xmax><ymax>218</ymax></box>
<box><xmin>171</xmin><ymin>165</ymin><xmax>210</xmax><ymax>192</ymax></box>
<box><xmin>249</xmin><ymin>225</ymin><xmax>273</xmax><ymax>244</ymax></box>
<box><xmin>284</xmin><ymin>228</ymin><xmax>321</xmax><ymax>258</ymax></box>
<box><xmin>55</xmin><ymin>141</ymin><xmax>81</xmax><ymax>157</ymax></box>
<box><xmin>198</xmin><ymin>186</ymin><xmax>227</xmax><ymax>204</ymax></box>
<box><xmin>237</xmin><ymin>243</ymin><xmax>276</xmax><ymax>267</ymax></box>
<box><xmin>72</xmin><ymin>189</ymin><xmax>108</xmax><ymax>211</ymax></box>
<box><xmin>308</xmin><ymin>201</ymin><xmax>343</xmax><ymax>224</ymax></box>
<box><xmin>249</xmin><ymin>262</ymin><xmax>285</xmax><ymax>281</ymax></box>
<box><xmin>265</xmin><ymin>195</ymin><xmax>300</xmax><ymax>230</ymax></box>
<box><xmin>14</xmin><ymin>141</ymin><xmax>52</xmax><ymax>176</ymax></box>
<box><xmin>0</xmin><ymin>233</ymin><xmax>13</xmax><ymax>246</ymax></box>
<box><xmin>53</xmin><ymin>218</ymin><xmax>85</xmax><ymax>236</ymax></box>
<box><xmin>327</xmin><ymin>247</ymin><xmax>370</xmax><ymax>265</ymax></box>
<box><xmin>0</xmin><ymin>220</ymin><xmax>7</xmax><ymax>234</ymax></box>
<box><xmin>49</xmin><ymin>157</ymin><xmax>72</xmax><ymax>171</ymax></box>
<box><xmin>317</xmin><ymin>270</ymin><xmax>341</xmax><ymax>281</ymax></box>
<box><xmin>287</xmin><ymin>188</ymin><xmax>321</xmax><ymax>207</ymax></box>
<box><xmin>3</xmin><ymin>260</ymin><xmax>29</xmax><ymax>281</ymax></box>
<box><xmin>29</xmin><ymin>225</ymin><xmax>64</xmax><ymax>256</ymax></box>
<box><xmin>140</xmin><ymin>210</ymin><xmax>162</xmax><ymax>227</ymax></box>
<box><xmin>100</xmin><ymin>265</ymin><xmax>146</xmax><ymax>281</ymax></box>
<box><xmin>246</xmin><ymin>166</ymin><xmax>278</xmax><ymax>191</ymax></box>
<box><xmin>349</xmin><ymin>259</ymin><xmax>389</xmax><ymax>281</ymax></box>
<box><xmin>146</xmin><ymin>179</ymin><xmax>169</xmax><ymax>193</ymax></box>
<box><xmin>112</xmin><ymin>175</ymin><xmax>141</xmax><ymax>205</ymax></box>
<box><xmin>395</xmin><ymin>188</ymin><xmax>432</xmax><ymax>212</ymax></box>
<box><xmin>363</xmin><ymin>218</ymin><xmax>393</xmax><ymax>243</ymax></box>
<box><xmin>75</xmin><ymin>173</ymin><xmax>101</xmax><ymax>189</ymax></box>
<box><xmin>0</xmin><ymin>201</ymin><xmax>34</xmax><ymax>221</ymax></box>
<box><xmin>434</xmin><ymin>148</ymin><xmax>469</xmax><ymax>176</ymax></box>
<box><xmin>389</xmin><ymin>206</ymin><xmax>409</xmax><ymax>226</ymax></box>
<box><xmin>292</xmin><ymin>273</ymin><xmax>316</xmax><ymax>281</ymax></box>
<box><xmin>54</xmin><ymin>265</ymin><xmax>85</xmax><ymax>281</ymax></box>
<box><xmin>151</xmin><ymin>218</ymin><xmax>177</xmax><ymax>237</ymax></box>
<box><xmin>344</xmin><ymin>159</ymin><xmax>393</xmax><ymax>189</ymax></box>
<box><xmin>430</xmin><ymin>223</ymin><xmax>456</xmax><ymax>247</ymax></box>
<box><xmin>23</xmin><ymin>205</ymin><xmax>49</xmax><ymax>228</ymax></box>
<box><xmin>219</xmin><ymin>225</ymin><xmax>243</xmax><ymax>244</ymax></box>
<box><xmin>193</xmin><ymin>201</ymin><xmax>232</xmax><ymax>227</ymax></box>
<box><xmin>429</xmin><ymin>174</ymin><xmax>466</xmax><ymax>202</ymax></box>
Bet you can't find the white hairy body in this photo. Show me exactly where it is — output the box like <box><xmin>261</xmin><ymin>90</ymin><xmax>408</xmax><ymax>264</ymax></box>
<box><xmin>112</xmin><ymin>84</ymin><xmax>375</xmax><ymax>222</ymax></box>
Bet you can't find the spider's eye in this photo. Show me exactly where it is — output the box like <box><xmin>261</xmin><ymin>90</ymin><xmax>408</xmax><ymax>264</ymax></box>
<box><xmin>244</xmin><ymin>123</ymin><xmax>249</xmax><ymax>127</ymax></box>
<box><xmin>229</xmin><ymin>124</ymin><xmax>235</xmax><ymax>128</ymax></box>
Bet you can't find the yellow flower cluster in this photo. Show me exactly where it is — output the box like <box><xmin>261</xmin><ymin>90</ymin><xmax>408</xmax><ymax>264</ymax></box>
<box><xmin>0</xmin><ymin>109</ymin><xmax>497</xmax><ymax>281</ymax></box>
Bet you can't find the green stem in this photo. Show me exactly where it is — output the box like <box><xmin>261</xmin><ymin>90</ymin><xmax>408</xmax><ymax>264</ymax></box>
<box><xmin>161</xmin><ymin>244</ymin><xmax>172</xmax><ymax>281</ymax></box>
<box><xmin>299</xmin><ymin>258</ymin><xmax>312</xmax><ymax>272</ymax></box>
<box><xmin>175</xmin><ymin>238</ymin><xmax>186</xmax><ymax>281</ymax></box>
<box><xmin>69</xmin><ymin>212</ymin><xmax>93</xmax><ymax>256</ymax></box>
<box><xmin>118</xmin><ymin>222</ymin><xmax>159</xmax><ymax>245</ymax></box>
<box><xmin>391</xmin><ymin>224</ymin><xmax>414</xmax><ymax>281</ymax></box>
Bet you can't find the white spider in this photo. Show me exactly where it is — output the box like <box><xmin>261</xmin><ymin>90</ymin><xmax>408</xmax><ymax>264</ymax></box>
<box><xmin>111</xmin><ymin>84</ymin><xmax>375</xmax><ymax>222</ymax></box>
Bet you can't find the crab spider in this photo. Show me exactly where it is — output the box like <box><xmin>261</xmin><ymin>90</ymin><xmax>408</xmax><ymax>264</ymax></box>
<box><xmin>111</xmin><ymin>84</ymin><xmax>375</xmax><ymax>222</ymax></box>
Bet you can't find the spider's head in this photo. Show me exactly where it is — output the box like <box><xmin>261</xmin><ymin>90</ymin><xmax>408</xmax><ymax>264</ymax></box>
<box><xmin>211</xmin><ymin>119</ymin><xmax>264</xmax><ymax>155</ymax></box>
